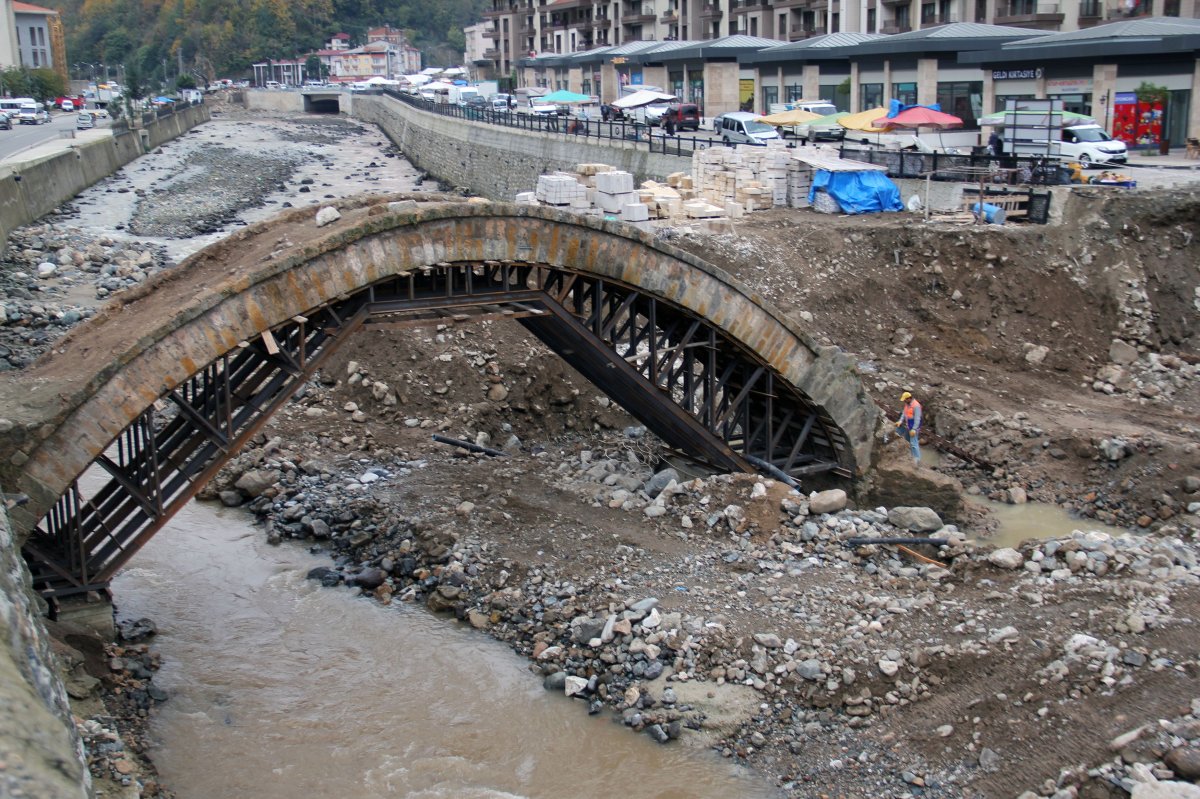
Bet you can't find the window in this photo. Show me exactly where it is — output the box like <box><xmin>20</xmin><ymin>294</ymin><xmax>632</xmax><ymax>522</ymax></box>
<box><xmin>749</xmin><ymin>17</ymin><xmax>757</xmax><ymax>35</ymax></box>
<box><xmin>995</xmin><ymin>93</ymin><xmax>1033</xmax><ymax>112</ymax></box>
<box><xmin>779</xmin><ymin>13</ymin><xmax>786</xmax><ymax>34</ymax></box>
<box><xmin>867</xmin><ymin>9</ymin><xmax>876</xmax><ymax>29</ymax></box>
<box><xmin>861</xmin><ymin>82</ymin><xmax>883</xmax><ymax>109</ymax></box>
<box><xmin>895</xmin><ymin>5</ymin><xmax>910</xmax><ymax>28</ymax></box>
<box><xmin>921</xmin><ymin>3</ymin><xmax>935</xmax><ymax>22</ymax></box>
<box><xmin>785</xmin><ymin>84</ymin><xmax>804</xmax><ymax>102</ymax></box>
<box><xmin>763</xmin><ymin>85</ymin><xmax>778</xmax><ymax>110</ymax></box>
<box><xmin>892</xmin><ymin>81</ymin><xmax>917</xmax><ymax>105</ymax></box>
<box><xmin>935</xmin><ymin>80</ymin><xmax>982</xmax><ymax>127</ymax></box>
<box><xmin>820</xmin><ymin>81</ymin><xmax>850</xmax><ymax>111</ymax></box>
<box><xmin>669</xmin><ymin>71</ymin><xmax>683</xmax><ymax>98</ymax></box>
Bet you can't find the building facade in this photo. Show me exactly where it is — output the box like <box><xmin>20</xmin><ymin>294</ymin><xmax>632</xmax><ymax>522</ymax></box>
<box><xmin>480</xmin><ymin>0</ymin><xmax>1200</xmax><ymax>78</ymax></box>
<box><xmin>0</xmin><ymin>0</ymin><xmax>18</xmax><ymax>69</ymax></box>
<box><xmin>13</xmin><ymin>1</ymin><xmax>65</xmax><ymax>79</ymax></box>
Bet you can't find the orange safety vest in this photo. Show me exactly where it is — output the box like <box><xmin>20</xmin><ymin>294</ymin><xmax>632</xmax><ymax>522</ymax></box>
<box><xmin>902</xmin><ymin>398</ymin><xmax>921</xmax><ymax>429</ymax></box>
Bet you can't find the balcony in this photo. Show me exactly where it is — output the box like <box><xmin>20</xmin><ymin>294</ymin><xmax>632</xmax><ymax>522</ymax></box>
<box><xmin>701</xmin><ymin>3</ymin><xmax>724</xmax><ymax>20</ymax></box>
<box><xmin>592</xmin><ymin>16</ymin><xmax>612</xmax><ymax>28</ymax></box>
<box><xmin>1077</xmin><ymin>0</ymin><xmax>1102</xmax><ymax>23</ymax></box>
<box><xmin>919</xmin><ymin>13</ymin><xmax>959</xmax><ymax>24</ymax></box>
<box><xmin>787</xmin><ymin>25</ymin><xmax>826</xmax><ymax>39</ymax></box>
<box><xmin>661</xmin><ymin>11</ymin><xmax>679</xmax><ymax>22</ymax></box>
<box><xmin>879</xmin><ymin>23</ymin><xmax>913</xmax><ymax>32</ymax></box>
<box><xmin>772</xmin><ymin>0</ymin><xmax>808</xmax><ymax>8</ymax></box>
<box><xmin>730</xmin><ymin>0</ymin><xmax>765</xmax><ymax>13</ymax></box>
<box><xmin>484</xmin><ymin>26</ymin><xmax>502</xmax><ymax>39</ymax></box>
<box><xmin>993</xmin><ymin>2</ymin><xmax>1065</xmax><ymax>26</ymax></box>
<box><xmin>482</xmin><ymin>48</ymin><xmax>501</xmax><ymax>60</ymax></box>
<box><xmin>623</xmin><ymin>12</ymin><xmax>658</xmax><ymax>23</ymax></box>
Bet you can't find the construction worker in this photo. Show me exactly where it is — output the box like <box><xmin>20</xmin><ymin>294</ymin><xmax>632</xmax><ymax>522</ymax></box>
<box><xmin>895</xmin><ymin>390</ymin><xmax>922</xmax><ymax>466</ymax></box>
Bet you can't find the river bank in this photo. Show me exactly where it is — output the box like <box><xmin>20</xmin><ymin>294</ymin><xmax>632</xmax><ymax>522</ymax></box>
<box><xmin>1</xmin><ymin>106</ymin><xmax>1197</xmax><ymax>798</ymax></box>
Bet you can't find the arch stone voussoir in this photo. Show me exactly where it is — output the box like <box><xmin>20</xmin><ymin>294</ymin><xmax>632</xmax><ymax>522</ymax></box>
<box><xmin>0</xmin><ymin>199</ymin><xmax>877</xmax><ymax>543</ymax></box>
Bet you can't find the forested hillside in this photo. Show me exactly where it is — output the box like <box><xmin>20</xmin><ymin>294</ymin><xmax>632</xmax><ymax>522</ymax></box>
<box><xmin>54</xmin><ymin>0</ymin><xmax>488</xmax><ymax>82</ymax></box>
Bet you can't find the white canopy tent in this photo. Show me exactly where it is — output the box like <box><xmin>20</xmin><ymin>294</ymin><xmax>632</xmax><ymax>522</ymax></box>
<box><xmin>610</xmin><ymin>89</ymin><xmax>677</xmax><ymax>109</ymax></box>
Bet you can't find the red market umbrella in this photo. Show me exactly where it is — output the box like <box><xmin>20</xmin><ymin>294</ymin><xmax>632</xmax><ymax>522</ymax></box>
<box><xmin>872</xmin><ymin>106</ymin><xmax>964</xmax><ymax>150</ymax></box>
<box><xmin>873</xmin><ymin>106</ymin><xmax>964</xmax><ymax>129</ymax></box>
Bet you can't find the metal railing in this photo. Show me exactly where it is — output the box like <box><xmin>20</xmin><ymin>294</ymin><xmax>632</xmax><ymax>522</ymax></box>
<box><xmin>381</xmin><ymin>88</ymin><xmax>714</xmax><ymax>158</ymax></box>
<box><xmin>838</xmin><ymin>146</ymin><xmax>1069</xmax><ymax>185</ymax></box>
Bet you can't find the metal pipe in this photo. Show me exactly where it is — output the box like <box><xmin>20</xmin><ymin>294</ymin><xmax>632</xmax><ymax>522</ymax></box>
<box><xmin>432</xmin><ymin>434</ymin><xmax>507</xmax><ymax>457</ymax></box>
<box><xmin>743</xmin><ymin>454</ymin><xmax>800</xmax><ymax>489</ymax></box>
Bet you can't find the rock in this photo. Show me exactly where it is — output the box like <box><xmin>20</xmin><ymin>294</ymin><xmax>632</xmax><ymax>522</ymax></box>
<box><xmin>37</xmin><ymin>262</ymin><xmax>56</xmax><ymax>277</ymax></box>
<box><xmin>978</xmin><ymin>748</ymin><xmax>1001</xmax><ymax>771</ymax></box>
<box><xmin>1004</xmin><ymin>486</ymin><xmax>1027</xmax><ymax>505</ymax></box>
<box><xmin>796</xmin><ymin>659</ymin><xmax>823</xmax><ymax>680</ymax></box>
<box><xmin>878</xmin><ymin>658</ymin><xmax>899</xmax><ymax>677</ymax></box>
<box><xmin>1165</xmin><ymin>746</ymin><xmax>1200</xmax><ymax>780</ymax></box>
<box><xmin>350</xmin><ymin>567</ymin><xmax>386</xmax><ymax>589</ymax></box>
<box><xmin>646</xmin><ymin>724</ymin><xmax>670</xmax><ymax>744</ymax></box>
<box><xmin>467</xmin><ymin>610</ymin><xmax>490</xmax><ymax>629</ymax></box>
<box><xmin>564</xmin><ymin>675</ymin><xmax>589</xmax><ymax>697</ymax></box>
<box><xmin>218</xmin><ymin>490</ymin><xmax>243</xmax><ymax>507</ymax></box>
<box><xmin>543</xmin><ymin>672</ymin><xmax>567</xmax><ymax>691</ymax></box>
<box><xmin>234</xmin><ymin>468</ymin><xmax>280</xmax><ymax>497</ymax></box>
<box><xmin>644</xmin><ymin>469</ymin><xmax>679</xmax><ymax>498</ymax></box>
<box><xmin>809</xmin><ymin>489</ymin><xmax>848</xmax><ymax>515</ymax></box>
<box><xmin>1109</xmin><ymin>339</ymin><xmax>1139</xmax><ymax>365</ymax></box>
<box><xmin>1130</xmin><ymin>782</ymin><xmax>1200</xmax><ymax>799</ymax></box>
<box><xmin>936</xmin><ymin>724</ymin><xmax>954</xmax><ymax>737</ymax></box>
<box><xmin>315</xmin><ymin>206</ymin><xmax>341</xmax><ymax>227</ymax></box>
<box><xmin>1024</xmin><ymin>345</ymin><xmax>1049</xmax><ymax>365</ymax></box>
<box><xmin>487</xmin><ymin>383</ymin><xmax>509</xmax><ymax>402</ymax></box>
<box><xmin>305</xmin><ymin>566</ymin><xmax>341</xmax><ymax>587</ymax></box>
<box><xmin>887</xmin><ymin>506</ymin><xmax>943</xmax><ymax>532</ymax></box>
<box><xmin>988</xmin><ymin>548</ymin><xmax>1025</xmax><ymax>569</ymax></box>
<box><xmin>1099</xmin><ymin>438</ymin><xmax>1130</xmax><ymax>461</ymax></box>
<box><xmin>753</xmin><ymin>633</ymin><xmax>783</xmax><ymax>648</ymax></box>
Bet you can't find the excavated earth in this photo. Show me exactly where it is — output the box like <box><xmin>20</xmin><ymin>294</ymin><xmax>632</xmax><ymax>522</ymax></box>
<box><xmin>2</xmin><ymin>109</ymin><xmax>1198</xmax><ymax>799</ymax></box>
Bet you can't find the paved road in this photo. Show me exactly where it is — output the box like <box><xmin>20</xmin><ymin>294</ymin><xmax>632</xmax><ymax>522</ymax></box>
<box><xmin>0</xmin><ymin>113</ymin><xmax>86</xmax><ymax>162</ymax></box>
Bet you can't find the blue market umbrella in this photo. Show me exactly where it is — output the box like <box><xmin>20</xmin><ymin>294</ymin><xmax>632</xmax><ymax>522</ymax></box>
<box><xmin>541</xmin><ymin>89</ymin><xmax>592</xmax><ymax>104</ymax></box>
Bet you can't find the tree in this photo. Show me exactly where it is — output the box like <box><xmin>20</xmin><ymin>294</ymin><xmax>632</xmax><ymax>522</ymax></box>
<box><xmin>124</xmin><ymin>63</ymin><xmax>145</xmax><ymax>120</ymax></box>
<box><xmin>176</xmin><ymin>74</ymin><xmax>197</xmax><ymax>89</ymax></box>
<box><xmin>28</xmin><ymin>68</ymin><xmax>67</xmax><ymax>101</ymax></box>
<box><xmin>1135</xmin><ymin>81</ymin><xmax>1171</xmax><ymax>156</ymax></box>
<box><xmin>305</xmin><ymin>54</ymin><xmax>324</xmax><ymax>81</ymax></box>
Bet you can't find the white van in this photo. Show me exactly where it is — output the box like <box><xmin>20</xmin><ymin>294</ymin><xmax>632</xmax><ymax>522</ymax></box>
<box><xmin>1060</xmin><ymin>124</ymin><xmax>1127</xmax><ymax>167</ymax></box>
<box><xmin>17</xmin><ymin>102</ymin><xmax>48</xmax><ymax>124</ymax></box>
<box><xmin>715</xmin><ymin>111</ymin><xmax>780</xmax><ymax>145</ymax></box>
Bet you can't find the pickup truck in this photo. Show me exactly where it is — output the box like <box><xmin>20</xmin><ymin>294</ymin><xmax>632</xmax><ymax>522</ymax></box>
<box><xmin>55</xmin><ymin>96</ymin><xmax>87</xmax><ymax>111</ymax></box>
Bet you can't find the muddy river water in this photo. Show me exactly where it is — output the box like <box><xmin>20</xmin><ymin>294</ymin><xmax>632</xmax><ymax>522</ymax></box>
<box><xmin>111</xmin><ymin>497</ymin><xmax>778</xmax><ymax>799</ymax></box>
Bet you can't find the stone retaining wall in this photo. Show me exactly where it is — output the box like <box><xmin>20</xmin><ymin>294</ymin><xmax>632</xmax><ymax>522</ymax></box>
<box><xmin>345</xmin><ymin>93</ymin><xmax>689</xmax><ymax>201</ymax></box>
<box><xmin>0</xmin><ymin>103</ymin><xmax>211</xmax><ymax>254</ymax></box>
<box><xmin>0</xmin><ymin>508</ymin><xmax>89</xmax><ymax>799</ymax></box>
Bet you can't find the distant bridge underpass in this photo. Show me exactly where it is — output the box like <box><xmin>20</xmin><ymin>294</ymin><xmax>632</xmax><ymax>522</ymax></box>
<box><xmin>0</xmin><ymin>198</ymin><xmax>876</xmax><ymax>601</ymax></box>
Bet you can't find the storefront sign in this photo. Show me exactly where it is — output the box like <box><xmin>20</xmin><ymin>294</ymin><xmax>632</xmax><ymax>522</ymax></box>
<box><xmin>1114</xmin><ymin>91</ymin><xmax>1138</xmax><ymax>105</ymax></box>
<box><xmin>992</xmin><ymin>68</ymin><xmax>1043</xmax><ymax>80</ymax></box>
<box><xmin>1046</xmin><ymin>78</ymin><xmax>1092</xmax><ymax>94</ymax></box>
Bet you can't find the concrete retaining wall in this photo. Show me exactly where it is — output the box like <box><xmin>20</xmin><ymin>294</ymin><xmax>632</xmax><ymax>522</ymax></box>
<box><xmin>242</xmin><ymin>90</ymin><xmax>306</xmax><ymax>114</ymax></box>
<box><xmin>0</xmin><ymin>103</ymin><xmax>211</xmax><ymax>253</ymax></box>
<box><xmin>345</xmin><ymin>93</ymin><xmax>690</xmax><ymax>201</ymax></box>
<box><xmin>0</xmin><ymin>509</ymin><xmax>89</xmax><ymax>799</ymax></box>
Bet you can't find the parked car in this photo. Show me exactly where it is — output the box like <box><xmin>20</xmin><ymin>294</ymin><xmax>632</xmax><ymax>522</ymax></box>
<box><xmin>714</xmin><ymin>111</ymin><xmax>780</xmax><ymax>145</ymax></box>
<box><xmin>17</xmin><ymin>102</ymin><xmax>49</xmax><ymax>124</ymax></box>
<box><xmin>660</xmin><ymin>103</ymin><xmax>701</xmax><ymax>131</ymax></box>
<box><xmin>76</xmin><ymin>112</ymin><xmax>95</xmax><ymax>130</ymax></box>
<box><xmin>1060</xmin><ymin>124</ymin><xmax>1127</xmax><ymax>166</ymax></box>
<box><xmin>61</xmin><ymin>99</ymin><xmax>75</xmax><ymax>112</ymax></box>
<box><xmin>0</xmin><ymin>112</ymin><xmax>11</xmax><ymax>130</ymax></box>
<box><xmin>642</xmin><ymin>103</ymin><xmax>671</xmax><ymax>126</ymax></box>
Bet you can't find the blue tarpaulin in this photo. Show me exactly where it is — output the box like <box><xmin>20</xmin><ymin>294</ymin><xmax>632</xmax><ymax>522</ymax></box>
<box><xmin>808</xmin><ymin>169</ymin><xmax>903</xmax><ymax>214</ymax></box>
<box><xmin>886</xmin><ymin>99</ymin><xmax>941</xmax><ymax>118</ymax></box>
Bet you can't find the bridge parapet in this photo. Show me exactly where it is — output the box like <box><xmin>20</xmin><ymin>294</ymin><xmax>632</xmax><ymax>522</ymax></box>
<box><xmin>0</xmin><ymin>197</ymin><xmax>876</xmax><ymax>582</ymax></box>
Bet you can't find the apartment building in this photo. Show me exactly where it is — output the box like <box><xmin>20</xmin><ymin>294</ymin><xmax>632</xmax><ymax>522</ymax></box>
<box><xmin>480</xmin><ymin>0</ymin><xmax>1200</xmax><ymax>76</ymax></box>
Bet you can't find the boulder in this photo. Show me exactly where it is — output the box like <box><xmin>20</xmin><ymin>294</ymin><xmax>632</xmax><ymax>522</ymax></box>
<box><xmin>1004</xmin><ymin>486</ymin><xmax>1027</xmax><ymax>505</ymax></box>
<box><xmin>315</xmin><ymin>206</ymin><xmax>342</xmax><ymax>227</ymax></box>
<box><xmin>234</xmin><ymin>468</ymin><xmax>280</xmax><ymax>497</ymax></box>
<box><xmin>1165</xmin><ymin>747</ymin><xmax>1200</xmax><ymax>780</ymax></box>
<box><xmin>644</xmin><ymin>468</ymin><xmax>679</xmax><ymax>498</ymax></box>
<box><xmin>988</xmin><ymin>548</ymin><xmax>1025</xmax><ymax>569</ymax></box>
<box><xmin>809</xmin><ymin>488</ymin><xmax>848</xmax><ymax>515</ymax></box>
<box><xmin>1109</xmin><ymin>339</ymin><xmax>1139</xmax><ymax>365</ymax></box>
<box><xmin>1024</xmin><ymin>345</ymin><xmax>1049</xmax><ymax>365</ymax></box>
<box><xmin>887</xmin><ymin>506</ymin><xmax>943</xmax><ymax>533</ymax></box>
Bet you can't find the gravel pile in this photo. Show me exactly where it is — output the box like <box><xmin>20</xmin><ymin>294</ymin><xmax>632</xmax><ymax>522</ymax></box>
<box><xmin>128</xmin><ymin>145</ymin><xmax>301</xmax><ymax>238</ymax></box>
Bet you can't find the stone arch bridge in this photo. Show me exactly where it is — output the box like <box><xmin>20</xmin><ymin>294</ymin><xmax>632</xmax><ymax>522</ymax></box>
<box><xmin>0</xmin><ymin>197</ymin><xmax>876</xmax><ymax>600</ymax></box>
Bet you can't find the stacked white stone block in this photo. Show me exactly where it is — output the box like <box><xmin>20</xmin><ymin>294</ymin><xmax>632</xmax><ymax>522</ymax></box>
<box><xmin>594</xmin><ymin>170</ymin><xmax>638</xmax><ymax>215</ymax></box>
<box><xmin>535</xmin><ymin>174</ymin><xmax>588</xmax><ymax>206</ymax></box>
<box><xmin>691</xmin><ymin>143</ymin><xmax>796</xmax><ymax>213</ymax></box>
<box><xmin>786</xmin><ymin>159</ymin><xmax>813</xmax><ymax>208</ymax></box>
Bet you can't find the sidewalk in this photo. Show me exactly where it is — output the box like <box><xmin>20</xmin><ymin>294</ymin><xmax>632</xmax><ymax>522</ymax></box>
<box><xmin>1124</xmin><ymin>151</ymin><xmax>1200</xmax><ymax>170</ymax></box>
<box><xmin>0</xmin><ymin>128</ymin><xmax>113</xmax><ymax>170</ymax></box>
